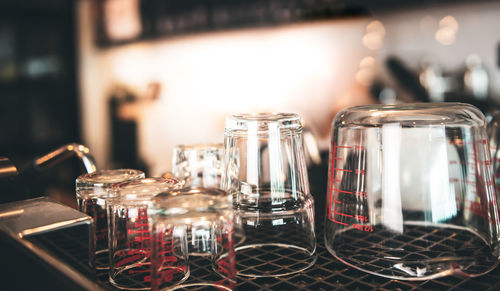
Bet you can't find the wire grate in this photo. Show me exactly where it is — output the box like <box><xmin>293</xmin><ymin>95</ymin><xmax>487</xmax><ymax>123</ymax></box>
<box><xmin>37</xmin><ymin>219</ymin><xmax>500</xmax><ymax>290</ymax></box>
<box><xmin>331</xmin><ymin>223</ymin><xmax>498</xmax><ymax>280</ymax></box>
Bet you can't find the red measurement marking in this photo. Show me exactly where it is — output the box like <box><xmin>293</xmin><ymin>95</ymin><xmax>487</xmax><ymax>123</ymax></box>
<box><xmin>333</xmin><ymin>189</ymin><xmax>352</xmax><ymax>194</ymax></box>
<box><xmin>333</xmin><ymin>168</ymin><xmax>353</xmax><ymax>172</ymax></box>
<box><xmin>158</xmin><ymin>250</ymin><xmax>175</xmax><ymax>256</ymax></box>
<box><xmin>449</xmin><ymin>178</ymin><xmax>476</xmax><ymax>185</ymax></box>
<box><xmin>126</xmin><ymin>249</ymin><xmax>147</xmax><ymax>256</ymax></box>
<box><xmin>480</xmin><ymin>160</ymin><xmax>492</xmax><ymax>166</ymax></box>
<box><xmin>352</xmin><ymin>224</ymin><xmax>363</xmax><ymax>231</ymax></box>
<box><xmin>332</xmin><ymin>179</ymin><xmax>342</xmax><ymax>183</ymax></box>
<box><xmin>354</xmin><ymin>215</ymin><xmax>367</xmax><ymax>222</ymax></box>
<box><xmin>327</xmin><ymin>143</ymin><xmax>337</xmax><ymax>212</ymax></box>
<box><xmin>129</xmin><ymin>229</ymin><xmax>149</xmax><ymax>234</ymax></box>
<box><xmin>478</xmin><ymin>139</ymin><xmax>488</xmax><ymax>144</ymax></box>
<box><xmin>128</xmin><ymin>269</ymin><xmax>150</xmax><ymax>275</ymax></box>
<box><xmin>465</xmin><ymin>201</ymin><xmax>487</xmax><ymax>218</ymax></box>
<box><xmin>218</xmin><ymin>257</ymin><xmax>233</xmax><ymax>275</ymax></box>
<box><xmin>160</xmin><ymin>256</ymin><xmax>178</xmax><ymax>264</ymax></box>
<box><xmin>354</xmin><ymin>191</ymin><xmax>367</xmax><ymax>198</ymax></box>
<box><xmin>116</xmin><ymin>253</ymin><xmax>144</xmax><ymax>267</ymax></box>
<box><xmin>352</xmin><ymin>224</ymin><xmax>373</xmax><ymax>232</ymax></box>
<box><xmin>355</xmin><ymin>169</ymin><xmax>366</xmax><ymax>175</ymax></box>
<box><xmin>158</xmin><ymin>268</ymin><xmax>184</xmax><ymax>283</ymax></box>
<box><xmin>354</xmin><ymin>145</ymin><xmax>364</xmax><ymax>150</ymax></box>
<box><xmin>334</xmin><ymin>211</ymin><xmax>352</xmax><ymax>217</ymax></box>
<box><xmin>331</xmin><ymin>219</ymin><xmax>348</xmax><ymax>225</ymax></box>
<box><xmin>336</xmin><ymin>145</ymin><xmax>352</xmax><ymax>148</ymax></box>
<box><xmin>328</xmin><ymin>199</ymin><xmax>348</xmax><ymax>225</ymax></box>
<box><xmin>134</xmin><ymin>236</ymin><xmax>152</xmax><ymax>242</ymax></box>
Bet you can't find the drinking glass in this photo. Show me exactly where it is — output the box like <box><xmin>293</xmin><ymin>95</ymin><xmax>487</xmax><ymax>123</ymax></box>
<box><xmin>222</xmin><ymin>112</ymin><xmax>317</xmax><ymax>277</ymax></box>
<box><xmin>487</xmin><ymin>111</ymin><xmax>500</xmax><ymax>200</ymax></box>
<box><xmin>151</xmin><ymin>187</ymin><xmax>236</xmax><ymax>291</ymax></box>
<box><xmin>76</xmin><ymin>169</ymin><xmax>145</xmax><ymax>270</ymax></box>
<box><xmin>325</xmin><ymin>103</ymin><xmax>500</xmax><ymax>280</ymax></box>
<box><xmin>172</xmin><ymin>143</ymin><xmax>224</xmax><ymax>188</ymax></box>
<box><xmin>172</xmin><ymin>143</ymin><xmax>245</xmax><ymax>255</ymax></box>
<box><xmin>108</xmin><ymin>177</ymin><xmax>183</xmax><ymax>290</ymax></box>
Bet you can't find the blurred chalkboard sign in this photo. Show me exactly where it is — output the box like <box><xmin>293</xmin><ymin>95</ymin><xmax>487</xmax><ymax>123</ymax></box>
<box><xmin>94</xmin><ymin>0</ymin><xmax>365</xmax><ymax>47</ymax></box>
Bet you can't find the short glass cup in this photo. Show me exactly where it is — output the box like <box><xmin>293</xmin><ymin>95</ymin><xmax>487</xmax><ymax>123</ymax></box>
<box><xmin>108</xmin><ymin>178</ymin><xmax>182</xmax><ymax>290</ymax></box>
<box><xmin>152</xmin><ymin>187</ymin><xmax>236</xmax><ymax>291</ymax></box>
<box><xmin>172</xmin><ymin>143</ymin><xmax>245</xmax><ymax>256</ymax></box>
<box><xmin>76</xmin><ymin>169</ymin><xmax>145</xmax><ymax>270</ymax></box>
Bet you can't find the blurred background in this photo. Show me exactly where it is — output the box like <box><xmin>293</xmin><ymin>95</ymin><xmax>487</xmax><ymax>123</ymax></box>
<box><xmin>1</xmin><ymin>0</ymin><xmax>500</xmax><ymax>202</ymax></box>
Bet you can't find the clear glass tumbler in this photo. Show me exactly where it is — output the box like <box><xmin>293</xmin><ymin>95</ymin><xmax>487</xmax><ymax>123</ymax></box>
<box><xmin>76</xmin><ymin>169</ymin><xmax>145</xmax><ymax>270</ymax></box>
<box><xmin>325</xmin><ymin>103</ymin><xmax>500</xmax><ymax>280</ymax></box>
<box><xmin>151</xmin><ymin>187</ymin><xmax>236</xmax><ymax>291</ymax></box>
<box><xmin>223</xmin><ymin>112</ymin><xmax>317</xmax><ymax>277</ymax></box>
<box><xmin>172</xmin><ymin>143</ymin><xmax>224</xmax><ymax>188</ymax></box>
<box><xmin>487</xmin><ymin>111</ymin><xmax>500</xmax><ymax>200</ymax></box>
<box><xmin>172</xmin><ymin>143</ymin><xmax>244</xmax><ymax>256</ymax></box>
<box><xmin>108</xmin><ymin>177</ymin><xmax>183</xmax><ymax>290</ymax></box>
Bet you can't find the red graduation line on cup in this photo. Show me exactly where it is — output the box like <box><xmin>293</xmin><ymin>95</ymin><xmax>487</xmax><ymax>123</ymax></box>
<box><xmin>327</xmin><ymin>142</ymin><xmax>337</xmax><ymax>219</ymax></box>
<box><xmin>333</xmin><ymin>168</ymin><xmax>353</xmax><ymax>172</ymax></box>
<box><xmin>333</xmin><ymin>189</ymin><xmax>352</xmax><ymax>194</ymax></box>
<box><xmin>328</xmin><ymin>200</ymin><xmax>348</xmax><ymax>225</ymax></box>
<box><xmin>334</xmin><ymin>211</ymin><xmax>352</xmax><ymax>217</ymax></box>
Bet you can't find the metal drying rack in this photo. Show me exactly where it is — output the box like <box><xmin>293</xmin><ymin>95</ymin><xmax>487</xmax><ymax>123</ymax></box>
<box><xmin>88</xmin><ymin>219</ymin><xmax>500</xmax><ymax>291</ymax></box>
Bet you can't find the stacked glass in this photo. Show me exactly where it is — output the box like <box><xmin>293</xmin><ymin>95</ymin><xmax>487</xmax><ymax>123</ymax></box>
<box><xmin>222</xmin><ymin>113</ymin><xmax>317</xmax><ymax>277</ymax></box>
<box><xmin>76</xmin><ymin>169</ymin><xmax>145</xmax><ymax>270</ymax></box>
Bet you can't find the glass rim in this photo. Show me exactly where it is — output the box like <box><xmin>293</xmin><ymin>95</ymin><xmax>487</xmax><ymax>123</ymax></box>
<box><xmin>345</xmin><ymin>102</ymin><xmax>472</xmax><ymax>110</ymax></box>
<box><xmin>76</xmin><ymin>169</ymin><xmax>145</xmax><ymax>189</ymax></box>
<box><xmin>153</xmin><ymin>186</ymin><xmax>231</xmax><ymax>209</ymax></box>
<box><xmin>109</xmin><ymin>177</ymin><xmax>182</xmax><ymax>203</ymax></box>
<box><xmin>225</xmin><ymin>112</ymin><xmax>303</xmax><ymax>135</ymax></box>
<box><xmin>173</xmin><ymin>143</ymin><xmax>224</xmax><ymax>151</ymax></box>
<box><xmin>152</xmin><ymin>187</ymin><xmax>232</xmax><ymax>223</ymax></box>
<box><xmin>335</xmin><ymin>102</ymin><xmax>486</xmax><ymax>127</ymax></box>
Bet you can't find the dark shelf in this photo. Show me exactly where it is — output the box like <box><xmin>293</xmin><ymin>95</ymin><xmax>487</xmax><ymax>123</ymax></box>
<box><xmin>94</xmin><ymin>0</ymin><xmax>498</xmax><ymax>48</ymax></box>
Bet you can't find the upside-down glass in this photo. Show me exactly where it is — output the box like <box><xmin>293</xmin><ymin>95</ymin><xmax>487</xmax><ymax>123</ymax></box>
<box><xmin>487</xmin><ymin>111</ymin><xmax>500</xmax><ymax>201</ymax></box>
<box><xmin>76</xmin><ymin>169</ymin><xmax>145</xmax><ymax>270</ymax></box>
<box><xmin>172</xmin><ymin>143</ymin><xmax>223</xmax><ymax>256</ymax></box>
<box><xmin>152</xmin><ymin>187</ymin><xmax>236</xmax><ymax>291</ymax></box>
<box><xmin>172</xmin><ymin>143</ymin><xmax>224</xmax><ymax>188</ymax></box>
<box><xmin>325</xmin><ymin>103</ymin><xmax>500</xmax><ymax>280</ymax></box>
<box><xmin>223</xmin><ymin>112</ymin><xmax>316</xmax><ymax>277</ymax></box>
<box><xmin>108</xmin><ymin>178</ymin><xmax>183</xmax><ymax>290</ymax></box>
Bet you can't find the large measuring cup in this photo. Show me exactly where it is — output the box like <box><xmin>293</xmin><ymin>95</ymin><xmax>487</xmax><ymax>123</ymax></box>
<box><xmin>325</xmin><ymin>103</ymin><xmax>500</xmax><ymax>280</ymax></box>
<box><xmin>487</xmin><ymin>111</ymin><xmax>500</xmax><ymax>202</ymax></box>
